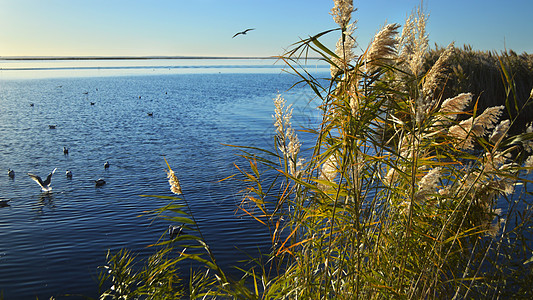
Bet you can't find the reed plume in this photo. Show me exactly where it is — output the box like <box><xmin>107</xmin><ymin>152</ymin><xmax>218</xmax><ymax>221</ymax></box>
<box><xmin>164</xmin><ymin>158</ymin><xmax>182</xmax><ymax>195</ymax></box>
<box><xmin>365</xmin><ymin>23</ymin><xmax>400</xmax><ymax>72</ymax></box>
<box><xmin>398</xmin><ymin>5</ymin><xmax>429</xmax><ymax>76</ymax></box>
<box><xmin>330</xmin><ymin>0</ymin><xmax>354</xmax><ymax>28</ymax></box>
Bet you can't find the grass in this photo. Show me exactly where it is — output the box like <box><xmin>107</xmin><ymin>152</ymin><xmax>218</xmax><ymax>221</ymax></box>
<box><xmin>96</xmin><ymin>1</ymin><xmax>533</xmax><ymax>299</ymax></box>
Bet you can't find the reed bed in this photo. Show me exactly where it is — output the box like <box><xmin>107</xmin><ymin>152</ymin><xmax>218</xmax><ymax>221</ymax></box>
<box><xmin>97</xmin><ymin>1</ymin><xmax>533</xmax><ymax>299</ymax></box>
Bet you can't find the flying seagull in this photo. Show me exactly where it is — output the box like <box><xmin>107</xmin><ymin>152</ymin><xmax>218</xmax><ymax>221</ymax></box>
<box><xmin>232</xmin><ymin>28</ymin><xmax>255</xmax><ymax>38</ymax></box>
<box><xmin>28</xmin><ymin>168</ymin><xmax>57</xmax><ymax>192</ymax></box>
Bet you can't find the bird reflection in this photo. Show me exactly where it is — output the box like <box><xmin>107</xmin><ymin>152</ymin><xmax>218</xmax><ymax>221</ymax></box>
<box><xmin>31</xmin><ymin>193</ymin><xmax>56</xmax><ymax>216</ymax></box>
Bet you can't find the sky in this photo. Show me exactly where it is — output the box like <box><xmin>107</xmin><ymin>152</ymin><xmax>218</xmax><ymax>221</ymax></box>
<box><xmin>0</xmin><ymin>0</ymin><xmax>532</xmax><ymax>58</ymax></box>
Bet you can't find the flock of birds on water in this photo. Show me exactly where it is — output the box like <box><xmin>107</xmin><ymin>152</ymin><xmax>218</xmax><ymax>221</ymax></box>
<box><xmin>5</xmin><ymin>157</ymin><xmax>184</xmax><ymax>238</ymax></box>
<box><xmin>2</xmin><ymin>154</ymin><xmax>110</xmax><ymax>207</ymax></box>
<box><xmin>1</xmin><ymin>88</ymin><xmax>185</xmax><ymax>237</ymax></box>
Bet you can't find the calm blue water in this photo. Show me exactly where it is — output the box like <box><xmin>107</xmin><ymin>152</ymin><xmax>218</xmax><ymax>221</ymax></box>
<box><xmin>0</xmin><ymin>61</ymin><xmax>326</xmax><ymax>299</ymax></box>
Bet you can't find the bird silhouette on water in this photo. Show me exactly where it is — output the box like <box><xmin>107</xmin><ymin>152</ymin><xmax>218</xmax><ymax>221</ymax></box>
<box><xmin>66</xmin><ymin>170</ymin><xmax>72</xmax><ymax>178</ymax></box>
<box><xmin>63</xmin><ymin>147</ymin><xmax>69</xmax><ymax>155</ymax></box>
<box><xmin>95</xmin><ymin>178</ymin><xmax>106</xmax><ymax>187</ymax></box>
<box><xmin>232</xmin><ymin>28</ymin><xmax>255</xmax><ymax>38</ymax></box>
<box><xmin>104</xmin><ymin>161</ymin><xmax>110</xmax><ymax>169</ymax></box>
<box><xmin>168</xmin><ymin>224</ymin><xmax>184</xmax><ymax>239</ymax></box>
<box><xmin>28</xmin><ymin>168</ymin><xmax>57</xmax><ymax>193</ymax></box>
<box><xmin>8</xmin><ymin>169</ymin><xmax>15</xmax><ymax>179</ymax></box>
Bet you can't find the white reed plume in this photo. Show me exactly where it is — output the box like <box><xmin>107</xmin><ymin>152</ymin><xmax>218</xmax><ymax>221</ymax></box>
<box><xmin>489</xmin><ymin>119</ymin><xmax>510</xmax><ymax>145</ymax></box>
<box><xmin>331</xmin><ymin>22</ymin><xmax>357</xmax><ymax>77</ymax></box>
<box><xmin>483</xmin><ymin>151</ymin><xmax>510</xmax><ymax>173</ymax></box>
<box><xmin>273</xmin><ymin>94</ymin><xmax>302</xmax><ymax>176</ymax></box>
<box><xmin>164</xmin><ymin>159</ymin><xmax>183</xmax><ymax>195</ymax></box>
<box><xmin>330</xmin><ymin>0</ymin><xmax>354</xmax><ymax>28</ymax></box>
<box><xmin>398</xmin><ymin>5</ymin><xmax>429</xmax><ymax>76</ymax></box>
<box><xmin>366</xmin><ymin>23</ymin><xmax>400</xmax><ymax>72</ymax></box>
<box><xmin>524</xmin><ymin>123</ymin><xmax>533</xmax><ymax>153</ymax></box>
<box><xmin>524</xmin><ymin>155</ymin><xmax>533</xmax><ymax>174</ymax></box>
<box><xmin>448</xmin><ymin>106</ymin><xmax>504</xmax><ymax>150</ymax></box>
<box><xmin>422</xmin><ymin>43</ymin><xmax>454</xmax><ymax>97</ymax></box>
<box><xmin>320</xmin><ymin>155</ymin><xmax>338</xmax><ymax>190</ymax></box>
<box><xmin>417</xmin><ymin>167</ymin><xmax>442</xmax><ymax>195</ymax></box>
<box><xmin>437</xmin><ymin>93</ymin><xmax>472</xmax><ymax>124</ymax></box>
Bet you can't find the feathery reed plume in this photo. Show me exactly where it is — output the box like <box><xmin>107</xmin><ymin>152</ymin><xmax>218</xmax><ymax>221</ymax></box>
<box><xmin>398</xmin><ymin>5</ymin><xmax>428</xmax><ymax>76</ymax></box>
<box><xmin>524</xmin><ymin>155</ymin><xmax>533</xmax><ymax>174</ymax></box>
<box><xmin>439</xmin><ymin>93</ymin><xmax>472</xmax><ymax>116</ymax></box>
<box><xmin>164</xmin><ymin>158</ymin><xmax>182</xmax><ymax>195</ymax></box>
<box><xmin>422</xmin><ymin>42</ymin><xmax>454</xmax><ymax>97</ymax></box>
<box><xmin>489</xmin><ymin>119</ymin><xmax>510</xmax><ymax>145</ymax></box>
<box><xmin>331</xmin><ymin>22</ymin><xmax>357</xmax><ymax>77</ymax></box>
<box><xmin>365</xmin><ymin>23</ymin><xmax>400</xmax><ymax>72</ymax></box>
<box><xmin>330</xmin><ymin>0</ymin><xmax>354</xmax><ymax>28</ymax></box>
<box><xmin>417</xmin><ymin>167</ymin><xmax>442</xmax><ymax>195</ymax></box>
<box><xmin>273</xmin><ymin>94</ymin><xmax>302</xmax><ymax>176</ymax></box>
<box><xmin>448</xmin><ymin>106</ymin><xmax>504</xmax><ymax>150</ymax></box>
<box><xmin>319</xmin><ymin>155</ymin><xmax>338</xmax><ymax>190</ymax></box>
<box><xmin>483</xmin><ymin>151</ymin><xmax>510</xmax><ymax>173</ymax></box>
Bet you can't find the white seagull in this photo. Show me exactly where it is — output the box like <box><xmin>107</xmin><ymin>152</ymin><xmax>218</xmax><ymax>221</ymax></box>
<box><xmin>28</xmin><ymin>168</ymin><xmax>57</xmax><ymax>192</ymax></box>
<box><xmin>168</xmin><ymin>224</ymin><xmax>184</xmax><ymax>239</ymax></box>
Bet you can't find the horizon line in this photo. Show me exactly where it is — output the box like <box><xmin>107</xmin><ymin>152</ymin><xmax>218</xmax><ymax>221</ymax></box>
<box><xmin>0</xmin><ymin>55</ymin><xmax>322</xmax><ymax>61</ymax></box>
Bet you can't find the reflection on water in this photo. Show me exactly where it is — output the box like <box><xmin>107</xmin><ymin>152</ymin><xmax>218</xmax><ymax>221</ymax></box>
<box><xmin>31</xmin><ymin>193</ymin><xmax>56</xmax><ymax>216</ymax></box>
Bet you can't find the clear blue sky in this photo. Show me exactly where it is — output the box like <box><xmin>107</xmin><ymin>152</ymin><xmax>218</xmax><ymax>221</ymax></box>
<box><xmin>0</xmin><ymin>0</ymin><xmax>531</xmax><ymax>57</ymax></box>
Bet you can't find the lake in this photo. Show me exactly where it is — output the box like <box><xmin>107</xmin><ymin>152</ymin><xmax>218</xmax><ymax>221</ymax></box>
<box><xmin>0</xmin><ymin>59</ymin><xmax>328</xmax><ymax>299</ymax></box>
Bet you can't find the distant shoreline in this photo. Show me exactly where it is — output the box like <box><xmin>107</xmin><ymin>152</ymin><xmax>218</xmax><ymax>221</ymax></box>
<box><xmin>0</xmin><ymin>56</ymin><xmax>287</xmax><ymax>61</ymax></box>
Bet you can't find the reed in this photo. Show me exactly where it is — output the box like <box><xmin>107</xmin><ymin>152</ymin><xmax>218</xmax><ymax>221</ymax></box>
<box><xmin>98</xmin><ymin>1</ymin><xmax>533</xmax><ymax>299</ymax></box>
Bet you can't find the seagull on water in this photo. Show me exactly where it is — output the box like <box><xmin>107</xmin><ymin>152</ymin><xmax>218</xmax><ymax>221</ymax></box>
<box><xmin>95</xmin><ymin>178</ymin><xmax>106</xmax><ymax>187</ymax></box>
<box><xmin>0</xmin><ymin>199</ymin><xmax>10</xmax><ymax>207</ymax></box>
<box><xmin>28</xmin><ymin>168</ymin><xmax>57</xmax><ymax>193</ymax></box>
<box><xmin>104</xmin><ymin>161</ymin><xmax>110</xmax><ymax>169</ymax></box>
<box><xmin>66</xmin><ymin>170</ymin><xmax>72</xmax><ymax>178</ymax></box>
<box><xmin>232</xmin><ymin>28</ymin><xmax>255</xmax><ymax>38</ymax></box>
<box><xmin>63</xmin><ymin>147</ymin><xmax>69</xmax><ymax>155</ymax></box>
<box><xmin>168</xmin><ymin>224</ymin><xmax>184</xmax><ymax>239</ymax></box>
<box><xmin>8</xmin><ymin>169</ymin><xmax>15</xmax><ymax>179</ymax></box>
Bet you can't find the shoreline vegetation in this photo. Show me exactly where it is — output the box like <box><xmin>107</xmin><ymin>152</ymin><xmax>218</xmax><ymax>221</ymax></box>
<box><xmin>16</xmin><ymin>0</ymin><xmax>532</xmax><ymax>299</ymax></box>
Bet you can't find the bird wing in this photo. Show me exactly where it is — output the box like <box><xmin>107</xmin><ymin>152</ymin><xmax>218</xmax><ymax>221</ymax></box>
<box><xmin>28</xmin><ymin>173</ymin><xmax>45</xmax><ymax>188</ymax></box>
<box><xmin>42</xmin><ymin>168</ymin><xmax>57</xmax><ymax>186</ymax></box>
<box><xmin>232</xmin><ymin>28</ymin><xmax>255</xmax><ymax>38</ymax></box>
